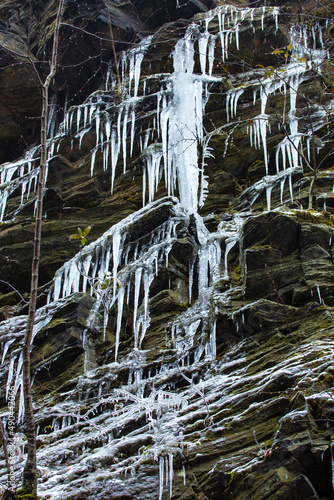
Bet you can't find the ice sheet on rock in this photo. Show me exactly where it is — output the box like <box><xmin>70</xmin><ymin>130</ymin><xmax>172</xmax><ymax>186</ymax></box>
<box><xmin>2</xmin><ymin>301</ymin><xmax>333</xmax><ymax>499</ymax></box>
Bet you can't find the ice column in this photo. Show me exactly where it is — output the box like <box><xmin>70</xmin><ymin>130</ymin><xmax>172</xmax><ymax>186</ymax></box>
<box><xmin>160</xmin><ymin>27</ymin><xmax>214</xmax><ymax>213</ymax></box>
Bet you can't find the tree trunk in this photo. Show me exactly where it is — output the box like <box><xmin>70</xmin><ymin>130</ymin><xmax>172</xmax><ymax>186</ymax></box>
<box><xmin>22</xmin><ymin>1</ymin><xmax>64</xmax><ymax>495</ymax></box>
<box><xmin>0</xmin><ymin>419</ymin><xmax>11</xmax><ymax>483</ymax></box>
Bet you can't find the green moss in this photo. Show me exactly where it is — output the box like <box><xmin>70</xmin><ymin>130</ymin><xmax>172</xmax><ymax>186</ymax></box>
<box><xmin>319</xmin><ymin>371</ymin><xmax>334</xmax><ymax>386</ymax></box>
<box><xmin>248</xmin><ymin>244</ymin><xmax>274</xmax><ymax>251</ymax></box>
<box><xmin>17</xmin><ymin>489</ymin><xmax>45</xmax><ymax>500</ymax></box>
<box><xmin>293</xmin><ymin>208</ymin><xmax>334</xmax><ymax>227</ymax></box>
<box><xmin>17</xmin><ymin>496</ymin><xmax>37</xmax><ymax>500</ymax></box>
<box><xmin>234</xmin><ymin>263</ymin><xmax>241</xmax><ymax>276</ymax></box>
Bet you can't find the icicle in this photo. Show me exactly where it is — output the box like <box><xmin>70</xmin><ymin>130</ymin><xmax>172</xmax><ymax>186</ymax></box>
<box><xmin>95</xmin><ymin>109</ymin><xmax>100</xmax><ymax>150</ymax></box>
<box><xmin>6</xmin><ymin>356</ymin><xmax>16</xmax><ymax>399</ymax></box>
<box><xmin>122</xmin><ymin>105</ymin><xmax>129</xmax><ymax>173</ymax></box>
<box><xmin>280</xmin><ymin>177</ymin><xmax>286</xmax><ymax>204</ymax></box>
<box><xmin>133</xmin><ymin>268</ymin><xmax>143</xmax><ymax>349</ymax></box>
<box><xmin>189</xmin><ymin>259</ymin><xmax>195</xmax><ymax>304</ymax></box>
<box><xmin>115</xmin><ymin>286</ymin><xmax>125</xmax><ymax>361</ymax></box>
<box><xmin>226</xmin><ymin>88</ymin><xmax>244</xmax><ymax>123</ymax></box>
<box><xmin>18</xmin><ymin>382</ymin><xmax>24</xmax><ymax>423</ymax></box>
<box><xmin>113</xmin><ymin>229</ymin><xmax>122</xmax><ymax>283</ymax></box>
<box><xmin>261</xmin><ymin>5</ymin><xmax>265</xmax><ymax>30</ymax></box>
<box><xmin>1</xmin><ymin>340</ymin><xmax>13</xmax><ymax>365</ymax></box>
<box><xmin>266</xmin><ymin>185</ymin><xmax>273</xmax><ymax>211</ymax></box>
<box><xmin>288</xmin><ymin>173</ymin><xmax>293</xmax><ymax>202</ymax></box>
<box><xmin>77</xmin><ymin>106</ymin><xmax>82</xmax><ymax>134</ymax></box>
<box><xmin>198</xmin><ymin>32</ymin><xmax>210</xmax><ymax>74</ymax></box>
<box><xmin>126</xmin><ymin>35</ymin><xmax>153</xmax><ymax>97</ymax></box>
<box><xmin>209</xmin><ymin>320</ymin><xmax>216</xmax><ymax>359</ymax></box>
<box><xmin>165</xmin><ymin>456</ymin><xmax>169</xmax><ymax>486</ymax></box>
<box><xmin>142</xmin><ymin>167</ymin><xmax>146</xmax><ymax>207</ymax></box>
<box><xmin>130</xmin><ymin>107</ymin><xmax>136</xmax><ymax>157</ymax></box>
<box><xmin>208</xmin><ymin>35</ymin><xmax>217</xmax><ymax>76</ymax></box>
<box><xmin>91</xmin><ymin>148</ymin><xmax>97</xmax><ymax>176</ymax></box>
<box><xmin>138</xmin><ymin>268</ymin><xmax>155</xmax><ymax>347</ymax></box>
<box><xmin>110</xmin><ymin>128</ymin><xmax>120</xmax><ymax>194</ymax></box>
<box><xmin>159</xmin><ymin>456</ymin><xmax>164</xmax><ymax>500</ymax></box>
<box><xmin>223</xmin><ymin>240</ymin><xmax>237</xmax><ymax>280</ymax></box>
<box><xmin>273</xmin><ymin>6</ymin><xmax>279</xmax><ymax>33</ymax></box>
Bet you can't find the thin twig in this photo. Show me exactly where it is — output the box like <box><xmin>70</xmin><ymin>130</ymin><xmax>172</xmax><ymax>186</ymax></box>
<box><xmin>0</xmin><ymin>279</ymin><xmax>28</xmax><ymax>304</ymax></box>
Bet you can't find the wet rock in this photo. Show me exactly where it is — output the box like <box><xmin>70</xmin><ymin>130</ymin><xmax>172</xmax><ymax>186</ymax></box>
<box><xmin>31</xmin><ymin>293</ymin><xmax>95</xmax><ymax>388</ymax></box>
<box><xmin>1</xmin><ymin>1</ymin><xmax>334</xmax><ymax>499</ymax></box>
<box><xmin>243</xmin><ymin>212</ymin><xmax>299</xmax><ymax>255</ymax></box>
<box><xmin>232</xmin><ymin>298</ymin><xmax>296</xmax><ymax>337</ymax></box>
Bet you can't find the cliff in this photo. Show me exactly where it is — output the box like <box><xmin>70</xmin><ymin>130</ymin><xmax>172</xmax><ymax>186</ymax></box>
<box><xmin>0</xmin><ymin>0</ymin><xmax>334</xmax><ymax>499</ymax></box>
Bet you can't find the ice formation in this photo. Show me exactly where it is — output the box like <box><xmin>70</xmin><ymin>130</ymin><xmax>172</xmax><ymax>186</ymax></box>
<box><xmin>0</xmin><ymin>5</ymin><xmax>327</xmax><ymax>221</ymax></box>
<box><xmin>0</xmin><ymin>3</ymin><xmax>332</xmax><ymax>499</ymax></box>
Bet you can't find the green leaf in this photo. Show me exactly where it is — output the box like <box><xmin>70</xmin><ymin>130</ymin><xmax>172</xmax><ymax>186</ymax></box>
<box><xmin>83</xmin><ymin>226</ymin><xmax>91</xmax><ymax>237</ymax></box>
<box><xmin>78</xmin><ymin>227</ymin><xmax>83</xmax><ymax>237</ymax></box>
<box><xmin>81</xmin><ymin>237</ymin><xmax>87</xmax><ymax>247</ymax></box>
<box><xmin>70</xmin><ymin>234</ymin><xmax>81</xmax><ymax>240</ymax></box>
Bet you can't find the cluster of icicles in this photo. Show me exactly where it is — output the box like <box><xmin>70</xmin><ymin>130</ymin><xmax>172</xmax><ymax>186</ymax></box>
<box><xmin>227</xmin><ymin>20</ymin><xmax>328</xmax><ymax>210</ymax></box>
<box><xmin>0</xmin><ymin>5</ymin><xmax>328</xmax><ymax>222</ymax></box>
<box><xmin>1</xmin><ymin>4</ymin><xmax>283</xmax><ymax>223</ymax></box>
<box><xmin>46</xmin><ymin>196</ymin><xmax>227</xmax><ymax>365</ymax></box>
<box><xmin>50</xmin><ymin>198</ymin><xmax>188</xmax><ymax>361</ymax></box>
<box><xmin>0</xmin><ymin>4</ymin><xmax>330</xmax><ymax>499</ymax></box>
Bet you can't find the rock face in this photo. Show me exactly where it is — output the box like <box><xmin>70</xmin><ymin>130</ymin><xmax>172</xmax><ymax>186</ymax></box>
<box><xmin>1</xmin><ymin>0</ymin><xmax>334</xmax><ymax>499</ymax></box>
